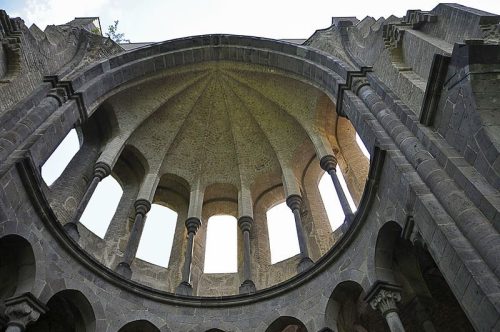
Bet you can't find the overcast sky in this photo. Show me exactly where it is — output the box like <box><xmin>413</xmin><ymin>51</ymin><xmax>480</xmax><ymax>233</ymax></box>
<box><xmin>2</xmin><ymin>0</ymin><xmax>500</xmax><ymax>42</ymax></box>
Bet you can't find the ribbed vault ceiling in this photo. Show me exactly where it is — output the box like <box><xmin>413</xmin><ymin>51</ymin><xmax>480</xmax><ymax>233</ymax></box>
<box><xmin>105</xmin><ymin>61</ymin><xmax>336</xmax><ymax>194</ymax></box>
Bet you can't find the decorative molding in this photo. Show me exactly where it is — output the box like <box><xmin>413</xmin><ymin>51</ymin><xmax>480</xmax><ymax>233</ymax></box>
<box><xmin>336</xmin><ymin>68</ymin><xmax>372</xmax><ymax>117</ymax></box>
<box><xmin>185</xmin><ymin>217</ymin><xmax>201</xmax><ymax>235</ymax></box>
<box><xmin>4</xmin><ymin>293</ymin><xmax>47</xmax><ymax>329</ymax></box>
<box><xmin>286</xmin><ymin>194</ymin><xmax>303</xmax><ymax>211</ymax></box>
<box><xmin>42</xmin><ymin>75</ymin><xmax>88</xmax><ymax>124</ymax></box>
<box><xmin>134</xmin><ymin>198</ymin><xmax>151</xmax><ymax>216</ymax></box>
<box><xmin>364</xmin><ymin>281</ymin><xmax>402</xmax><ymax>315</ymax></box>
<box><xmin>319</xmin><ymin>155</ymin><xmax>337</xmax><ymax>173</ymax></box>
<box><xmin>237</xmin><ymin>216</ymin><xmax>253</xmax><ymax>233</ymax></box>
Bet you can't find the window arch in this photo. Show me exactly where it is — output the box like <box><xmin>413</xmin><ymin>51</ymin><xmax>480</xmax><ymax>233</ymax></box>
<box><xmin>266</xmin><ymin>202</ymin><xmax>300</xmax><ymax>263</ymax></box>
<box><xmin>318</xmin><ymin>166</ymin><xmax>356</xmax><ymax>231</ymax></box>
<box><xmin>41</xmin><ymin>128</ymin><xmax>81</xmax><ymax>185</ymax></box>
<box><xmin>79</xmin><ymin>176</ymin><xmax>123</xmax><ymax>238</ymax></box>
<box><xmin>204</xmin><ymin>215</ymin><xmax>237</xmax><ymax>273</ymax></box>
<box><xmin>136</xmin><ymin>203</ymin><xmax>177</xmax><ymax>268</ymax></box>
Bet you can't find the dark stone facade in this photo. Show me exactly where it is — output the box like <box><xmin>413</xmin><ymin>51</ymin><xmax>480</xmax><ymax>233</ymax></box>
<box><xmin>0</xmin><ymin>3</ymin><xmax>499</xmax><ymax>331</ymax></box>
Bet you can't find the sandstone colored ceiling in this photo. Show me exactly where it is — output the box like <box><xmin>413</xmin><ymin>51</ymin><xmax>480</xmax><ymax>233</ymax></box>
<box><xmin>105</xmin><ymin>61</ymin><xmax>336</xmax><ymax>194</ymax></box>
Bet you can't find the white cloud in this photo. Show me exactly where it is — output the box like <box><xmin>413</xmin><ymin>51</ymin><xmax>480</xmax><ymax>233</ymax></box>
<box><xmin>20</xmin><ymin>0</ymin><xmax>113</xmax><ymax>29</ymax></box>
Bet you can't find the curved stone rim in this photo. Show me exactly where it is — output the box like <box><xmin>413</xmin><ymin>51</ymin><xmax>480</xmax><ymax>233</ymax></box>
<box><xmin>15</xmin><ymin>35</ymin><xmax>384</xmax><ymax>306</ymax></box>
<box><xmin>59</xmin><ymin>34</ymin><xmax>355</xmax><ymax>122</ymax></box>
<box><xmin>16</xmin><ymin>148</ymin><xmax>385</xmax><ymax>307</ymax></box>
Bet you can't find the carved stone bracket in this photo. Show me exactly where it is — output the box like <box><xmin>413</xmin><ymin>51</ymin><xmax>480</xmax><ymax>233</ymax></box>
<box><xmin>185</xmin><ymin>217</ymin><xmax>201</xmax><ymax>235</ymax></box>
<box><xmin>370</xmin><ymin>288</ymin><xmax>401</xmax><ymax>315</ymax></box>
<box><xmin>365</xmin><ymin>281</ymin><xmax>402</xmax><ymax>315</ymax></box>
<box><xmin>238</xmin><ymin>215</ymin><xmax>253</xmax><ymax>233</ymax></box>
<box><xmin>134</xmin><ymin>198</ymin><xmax>151</xmax><ymax>218</ymax></box>
<box><xmin>4</xmin><ymin>293</ymin><xmax>47</xmax><ymax>331</ymax></box>
<box><xmin>94</xmin><ymin>161</ymin><xmax>112</xmax><ymax>180</ymax></box>
<box><xmin>286</xmin><ymin>194</ymin><xmax>303</xmax><ymax>212</ymax></box>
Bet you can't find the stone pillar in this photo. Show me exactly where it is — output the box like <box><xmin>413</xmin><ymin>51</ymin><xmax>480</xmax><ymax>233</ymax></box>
<box><xmin>366</xmin><ymin>283</ymin><xmax>406</xmax><ymax>332</ymax></box>
<box><xmin>115</xmin><ymin>199</ymin><xmax>152</xmax><ymax>278</ymax></box>
<box><xmin>3</xmin><ymin>293</ymin><xmax>47</xmax><ymax>332</ymax></box>
<box><xmin>238</xmin><ymin>216</ymin><xmax>256</xmax><ymax>294</ymax></box>
<box><xmin>64</xmin><ymin>161</ymin><xmax>111</xmax><ymax>241</ymax></box>
<box><xmin>320</xmin><ymin>155</ymin><xmax>355</xmax><ymax>223</ymax></box>
<box><xmin>175</xmin><ymin>217</ymin><xmax>201</xmax><ymax>296</ymax></box>
<box><xmin>286</xmin><ymin>194</ymin><xmax>313</xmax><ymax>273</ymax></box>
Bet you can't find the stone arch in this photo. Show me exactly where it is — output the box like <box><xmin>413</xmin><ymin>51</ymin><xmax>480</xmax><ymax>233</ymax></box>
<box><xmin>26</xmin><ymin>289</ymin><xmax>96</xmax><ymax>332</ymax></box>
<box><xmin>324</xmin><ymin>281</ymin><xmax>371</xmax><ymax>332</ymax></box>
<box><xmin>205</xmin><ymin>329</ymin><xmax>225</xmax><ymax>332</ymax></box>
<box><xmin>156</xmin><ymin>173</ymin><xmax>191</xmax><ymax>211</ymax></box>
<box><xmin>374</xmin><ymin>221</ymin><xmax>402</xmax><ymax>284</ymax></box>
<box><xmin>87</xmin><ymin>101</ymin><xmax>120</xmax><ymax>142</ymax></box>
<box><xmin>118</xmin><ymin>320</ymin><xmax>161</xmax><ymax>332</ymax></box>
<box><xmin>265</xmin><ymin>316</ymin><xmax>308</xmax><ymax>332</ymax></box>
<box><xmin>0</xmin><ymin>234</ymin><xmax>36</xmax><ymax>299</ymax></box>
<box><xmin>116</xmin><ymin>144</ymin><xmax>149</xmax><ymax>184</ymax></box>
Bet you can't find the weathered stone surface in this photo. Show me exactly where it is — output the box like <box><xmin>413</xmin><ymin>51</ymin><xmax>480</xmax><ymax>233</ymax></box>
<box><xmin>0</xmin><ymin>3</ymin><xmax>498</xmax><ymax>331</ymax></box>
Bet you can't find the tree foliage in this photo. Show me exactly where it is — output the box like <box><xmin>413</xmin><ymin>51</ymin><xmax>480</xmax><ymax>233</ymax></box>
<box><xmin>106</xmin><ymin>20</ymin><xmax>130</xmax><ymax>43</ymax></box>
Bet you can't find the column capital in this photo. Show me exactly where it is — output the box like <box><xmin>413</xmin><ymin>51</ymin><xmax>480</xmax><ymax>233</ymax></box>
<box><xmin>365</xmin><ymin>282</ymin><xmax>402</xmax><ymax>316</ymax></box>
<box><xmin>94</xmin><ymin>161</ymin><xmax>111</xmax><ymax>180</ymax></box>
<box><xmin>238</xmin><ymin>216</ymin><xmax>253</xmax><ymax>233</ymax></box>
<box><xmin>134</xmin><ymin>199</ymin><xmax>151</xmax><ymax>216</ymax></box>
<box><xmin>319</xmin><ymin>155</ymin><xmax>338</xmax><ymax>173</ymax></box>
<box><xmin>185</xmin><ymin>217</ymin><xmax>201</xmax><ymax>234</ymax></box>
<box><xmin>286</xmin><ymin>194</ymin><xmax>303</xmax><ymax>211</ymax></box>
<box><xmin>351</xmin><ymin>77</ymin><xmax>370</xmax><ymax>95</ymax></box>
<box><xmin>4</xmin><ymin>293</ymin><xmax>47</xmax><ymax>330</ymax></box>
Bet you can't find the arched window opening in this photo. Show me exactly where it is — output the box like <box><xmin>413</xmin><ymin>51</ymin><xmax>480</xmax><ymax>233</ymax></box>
<box><xmin>26</xmin><ymin>289</ymin><xmax>96</xmax><ymax>332</ymax></box>
<box><xmin>41</xmin><ymin>128</ymin><xmax>80</xmax><ymax>186</ymax></box>
<box><xmin>266</xmin><ymin>202</ymin><xmax>300</xmax><ymax>264</ymax></box>
<box><xmin>136</xmin><ymin>204</ymin><xmax>177</xmax><ymax>268</ymax></box>
<box><xmin>319</xmin><ymin>166</ymin><xmax>357</xmax><ymax>232</ymax></box>
<box><xmin>79</xmin><ymin>176</ymin><xmax>123</xmax><ymax>238</ymax></box>
<box><xmin>356</xmin><ymin>133</ymin><xmax>370</xmax><ymax>159</ymax></box>
<box><xmin>204</xmin><ymin>215</ymin><xmax>237</xmax><ymax>273</ymax></box>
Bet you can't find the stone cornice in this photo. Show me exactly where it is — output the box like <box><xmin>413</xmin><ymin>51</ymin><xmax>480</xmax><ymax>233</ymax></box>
<box><xmin>17</xmin><ymin>136</ymin><xmax>385</xmax><ymax>308</ymax></box>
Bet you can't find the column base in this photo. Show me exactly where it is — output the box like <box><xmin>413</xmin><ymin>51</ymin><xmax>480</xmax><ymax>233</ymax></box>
<box><xmin>63</xmin><ymin>222</ymin><xmax>80</xmax><ymax>241</ymax></box>
<box><xmin>175</xmin><ymin>281</ymin><xmax>193</xmax><ymax>296</ymax></box>
<box><xmin>239</xmin><ymin>280</ymin><xmax>256</xmax><ymax>294</ymax></box>
<box><xmin>297</xmin><ymin>256</ymin><xmax>314</xmax><ymax>273</ymax></box>
<box><xmin>115</xmin><ymin>262</ymin><xmax>133</xmax><ymax>279</ymax></box>
<box><xmin>341</xmin><ymin>213</ymin><xmax>355</xmax><ymax>233</ymax></box>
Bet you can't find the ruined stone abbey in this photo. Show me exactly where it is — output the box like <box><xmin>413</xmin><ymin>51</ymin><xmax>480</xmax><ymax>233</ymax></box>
<box><xmin>0</xmin><ymin>3</ymin><xmax>499</xmax><ymax>331</ymax></box>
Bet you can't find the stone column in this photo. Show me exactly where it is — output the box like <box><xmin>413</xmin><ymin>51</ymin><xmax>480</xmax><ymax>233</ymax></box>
<box><xmin>115</xmin><ymin>199</ymin><xmax>151</xmax><ymax>278</ymax></box>
<box><xmin>64</xmin><ymin>161</ymin><xmax>111</xmax><ymax>241</ymax></box>
<box><xmin>286</xmin><ymin>194</ymin><xmax>313</xmax><ymax>273</ymax></box>
<box><xmin>367</xmin><ymin>284</ymin><xmax>406</xmax><ymax>332</ymax></box>
<box><xmin>4</xmin><ymin>293</ymin><xmax>47</xmax><ymax>332</ymax></box>
<box><xmin>320</xmin><ymin>155</ymin><xmax>355</xmax><ymax>223</ymax></box>
<box><xmin>238</xmin><ymin>216</ymin><xmax>256</xmax><ymax>294</ymax></box>
<box><xmin>175</xmin><ymin>217</ymin><xmax>201</xmax><ymax>296</ymax></box>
